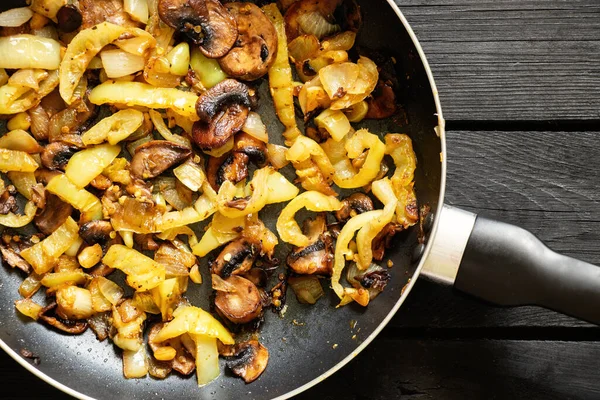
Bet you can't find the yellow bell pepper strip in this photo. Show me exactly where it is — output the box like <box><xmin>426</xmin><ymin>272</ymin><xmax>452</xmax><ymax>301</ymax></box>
<box><xmin>60</xmin><ymin>22</ymin><xmax>156</xmax><ymax>104</ymax></box>
<box><xmin>0</xmin><ymin>201</ymin><xmax>36</xmax><ymax>228</ymax></box>
<box><xmin>385</xmin><ymin>134</ymin><xmax>418</xmax><ymax>228</ymax></box>
<box><xmin>276</xmin><ymin>191</ymin><xmax>342</xmax><ymax>247</ymax></box>
<box><xmin>0</xmin><ymin>149</ymin><xmax>38</xmax><ymax>172</ymax></box>
<box><xmin>103</xmin><ymin>245</ymin><xmax>166</xmax><ymax>291</ymax></box>
<box><xmin>262</xmin><ymin>4</ymin><xmax>302</xmax><ymax>145</ymax></box>
<box><xmin>46</xmin><ymin>174</ymin><xmax>103</xmax><ymax>221</ymax></box>
<box><xmin>356</xmin><ymin>178</ymin><xmax>398</xmax><ymax>270</ymax></box>
<box><xmin>65</xmin><ymin>144</ymin><xmax>121</xmax><ymax>188</ymax></box>
<box><xmin>153</xmin><ymin>305</ymin><xmax>234</xmax><ymax>345</ymax></box>
<box><xmin>89</xmin><ymin>81</ymin><xmax>199</xmax><ymax>120</ymax></box>
<box><xmin>331</xmin><ymin>129</ymin><xmax>386</xmax><ymax>189</ymax></box>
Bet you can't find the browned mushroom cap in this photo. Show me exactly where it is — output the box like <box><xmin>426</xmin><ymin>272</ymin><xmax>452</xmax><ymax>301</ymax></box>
<box><xmin>87</xmin><ymin>312</ymin><xmax>111</xmax><ymax>341</ymax></box>
<box><xmin>158</xmin><ymin>0</ymin><xmax>238</xmax><ymax>58</ymax></box>
<box><xmin>130</xmin><ymin>140</ymin><xmax>192</xmax><ymax>179</ymax></box>
<box><xmin>214</xmin><ymin>275</ymin><xmax>263</xmax><ymax>324</ymax></box>
<box><xmin>37</xmin><ymin>302</ymin><xmax>88</xmax><ymax>335</ymax></box>
<box><xmin>211</xmin><ymin>237</ymin><xmax>260</xmax><ymax>278</ymax></box>
<box><xmin>371</xmin><ymin>222</ymin><xmax>402</xmax><ymax>261</ymax></box>
<box><xmin>207</xmin><ymin>151</ymin><xmax>249</xmax><ymax>191</ymax></box>
<box><xmin>0</xmin><ymin>244</ymin><xmax>31</xmax><ymax>274</ymax></box>
<box><xmin>79</xmin><ymin>220</ymin><xmax>114</xmax><ymax>246</ymax></box>
<box><xmin>196</xmin><ymin>79</ymin><xmax>253</xmax><ymax>122</ymax></box>
<box><xmin>234</xmin><ymin>132</ymin><xmax>267</xmax><ymax>166</ymax></box>
<box><xmin>40</xmin><ymin>142</ymin><xmax>78</xmax><ymax>171</ymax></box>
<box><xmin>0</xmin><ymin>185</ymin><xmax>18</xmax><ymax>215</ymax></box>
<box><xmin>335</xmin><ymin>192</ymin><xmax>374</xmax><ymax>222</ymax></box>
<box><xmin>192</xmin><ymin>104</ymin><xmax>249</xmax><ymax>151</ymax></box>
<box><xmin>225</xmin><ymin>340</ymin><xmax>269</xmax><ymax>383</ymax></box>
<box><xmin>287</xmin><ymin>214</ymin><xmax>334</xmax><ymax>275</ymax></box>
<box><xmin>218</xmin><ymin>2</ymin><xmax>278</xmax><ymax>81</ymax></box>
<box><xmin>206</xmin><ymin>132</ymin><xmax>267</xmax><ymax>190</ymax></box>
<box><xmin>34</xmin><ymin>194</ymin><xmax>73</xmax><ymax>236</ymax></box>
<box><xmin>287</xmin><ymin>233</ymin><xmax>334</xmax><ymax>275</ymax></box>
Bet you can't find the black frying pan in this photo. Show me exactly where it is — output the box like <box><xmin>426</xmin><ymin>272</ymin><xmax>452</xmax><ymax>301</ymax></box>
<box><xmin>1</xmin><ymin>1</ymin><xmax>599</xmax><ymax>399</ymax></box>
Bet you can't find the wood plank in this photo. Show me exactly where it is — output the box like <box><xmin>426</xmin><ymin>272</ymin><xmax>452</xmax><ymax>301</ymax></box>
<box><xmin>393</xmin><ymin>129</ymin><xmax>600</xmax><ymax>328</ymax></box>
<box><xmin>299</xmin><ymin>338</ymin><xmax>600</xmax><ymax>399</ymax></box>
<box><xmin>396</xmin><ymin>0</ymin><xmax>600</xmax><ymax>120</ymax></box>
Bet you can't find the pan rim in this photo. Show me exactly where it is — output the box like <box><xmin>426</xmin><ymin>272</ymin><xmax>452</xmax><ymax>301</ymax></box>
<box><xmin>0</xmin><ymin>1</ymin><xmax>447</xmax><ymax>398</ymax></box>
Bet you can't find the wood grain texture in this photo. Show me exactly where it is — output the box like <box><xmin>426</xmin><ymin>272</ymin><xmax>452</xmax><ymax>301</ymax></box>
<box><xmin>389</xmin><ymin>129</ymin><xmax>600</xmax><ymax>329</ymax></box>
<box><xmin>5</xmin><ymin>337</ymin><xmax>600</xmax><ymax>400</ymax></box>
<box><xmin>299</xmin><ymin>338</ymin><xmax>600</xmax><ymax>400</ymax></box>
<box><xmin>396</xmin><ymin>0</ymin><xmax>600</xmax><ymax>120</ymax></box>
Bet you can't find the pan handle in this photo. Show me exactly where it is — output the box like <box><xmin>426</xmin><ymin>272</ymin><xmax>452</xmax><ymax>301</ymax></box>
<box><xmin>422</xmin><ymin>204</ymin><xmax>600</xmax><ymax>325</ymax></box>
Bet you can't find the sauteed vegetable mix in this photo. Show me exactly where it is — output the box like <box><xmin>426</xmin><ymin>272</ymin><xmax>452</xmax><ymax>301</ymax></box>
<box><xmin>0</xmin><ymin>0</ymin><xmax>417</xmax><ymax>387</ymax></box>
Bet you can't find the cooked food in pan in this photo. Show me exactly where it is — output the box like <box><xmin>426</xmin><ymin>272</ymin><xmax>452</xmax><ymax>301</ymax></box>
<box><xmin>0</xmin><ymin>0</ymin><xmax>417</xmax><ymax>387</ymax></box>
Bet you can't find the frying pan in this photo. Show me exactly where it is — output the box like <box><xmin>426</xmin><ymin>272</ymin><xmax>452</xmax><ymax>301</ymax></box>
<box><xmin>1</xmin><ymin>0</ymin><xmax>600</xmax><ymax>399</ymax></box>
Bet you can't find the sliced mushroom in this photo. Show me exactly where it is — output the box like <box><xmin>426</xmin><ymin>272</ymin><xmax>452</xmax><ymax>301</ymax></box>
<box><xmin>214</xmin><ymin>275</ymin><xmax>263</xmax><ymax>324</ymax></box>
<box><xmin>78</xmin><ymin>0</ymin><xmax>139</xmax><ymax>30</ymax></box>
<box><xmin>158</xmin><ymin>0</ymin><xmax>238</xmax><ymax>58</ymax></box>
<box><xmin>335</xmin><ymin>192</ymin><xmax>374</xmax><ymax>222</ymax></box>
<box><xmin>87</xmin><ymin>312</ymin><xmax>111</xmax><ymax>341</ymax></box>
<box><xmin>0</xmin><ymin>185</ymin><xmax>18</xmax><ymax>215</ymax></box>
<box><xmin>0</xmin><ymin>244</ymin><xmax>31</xmax><ymax>274</ymax></box>
<box><xmin>192</xmin><ymin>104</ymin><xmax>249</xmax><ymax>151</ymax></box>
<box><xmin>79</xmin><ymin>220</ymin><xmax>114</xmax><ymax>246</ymax></box>
<box><xmin>218</xmin><ymin>2</ymin><xmax>278</xmax><ymax>81</ymax></box>
<box><xmin>196</xmin><ymin>79</ymin><xmax>253</xmax><ymax>122</ymax></box>
<box><xmin>48</xmin><ymin>98</ymin><xmax>96</xmax><ymax>146</ymax></box>
<box><xmin>225</xmin><ymin>340</ymin><xmax>269</xmax><ymax>383</ymax></box>
<box><xmin>37</xmin><ymin>302</ymin><xmax>88</xmax><ymax>335</ymax></box>
<box><xmin>234</xmin><ymin>132</ymin><xmax>267</xmax><ymax>166</ymax></box>
<box><xmin>371</xmin><ymin>222</ymin><xmax>403</xmax><ymax>261</ymax></box>
<box><xmin>287</xmin><ymin>234</ymin><xmax>334</xmax><ymax>275</ymax></box>
<box><xmin>31</xmin><ymin>183</ymin><xmax>46</xmax><ymax>209</ymax></box>
<box><xmin>34</xmin><ymin>194</ymin><xmax>73</xmax><ymax>235</ymax></box>
<box><xmin>130</xmin><ymin>140</ymin><xmax>192</xmax><ymax>179</ymax></box>
<box><xmin>211</xmin><ymin>238</ymin><xmax>260</xmax><ymax>278</ymax></box>
<box><xmin>40</xmin><ymin>142</ymin><xmax>78</xmax><ymax>171</ymax></box>
<box><xmin>366</xmin><ymin>80</ymin><xmax>397</xmax><ymax>119</ymax></box>
<box><xmin>287</xmin><ymin>215</ymin><xmax>333</xmax><ymax>275</ymax></box>
<box><xmin>206</xmin><ymin>132</ymin><xmax>267</xmax><ymax>190</ymax></box>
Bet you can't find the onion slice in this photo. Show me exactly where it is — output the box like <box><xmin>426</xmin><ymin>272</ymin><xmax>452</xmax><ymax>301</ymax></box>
<box><xmin>0</xmin><ymin>7</ymin><xmax>33</xmax><ymax>27</ymax></box>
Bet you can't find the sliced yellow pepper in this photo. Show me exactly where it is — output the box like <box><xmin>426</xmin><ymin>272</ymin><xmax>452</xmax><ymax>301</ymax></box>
<box><xmin>153</xmin><ymin>305</ymin><xmax>234</xmax><ymax>345</ymax></box>
<box><xmin>89</xmin><ymin>81</ymin><xmax>199</xmax><ymax>120</ymax></box>
<box><xmin>46</xmin><ymin>174</ymin><xmax>103</xmax><ymax>221</ymax></box>
<box><xmin>81</xmin><ymin>109</ymin><xmax>144</xmax><ymax>146</ymax></box>
<box><xmin>385</xmin><ymin>134</ymin><xmax>418</xmax><ymax>228</ymax></box>
<box><xmin>60</xmin><ymin>22</ymin><xmax>155</xmax><ymax>104</ymax></box>
<box><xmin>331</xmin><ymin>129</ymin><xmax>386</xmax><ymax>189</ymax></box>
<box><xmin>262</xmin><ymin>3</ymin><xmax>302</xmax><ymax>145</ymax></box>
<box><xmin>276</xmin><ymin>191</ymin><xmax>342</xmax><ymax>247</ymax></box>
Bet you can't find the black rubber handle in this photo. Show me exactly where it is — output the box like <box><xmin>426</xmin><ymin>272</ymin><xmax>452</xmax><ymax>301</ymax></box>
<box><xmin>454</xmin><ymin>216</ymin><xmax>600</xmax><ymax>325</ymax></box>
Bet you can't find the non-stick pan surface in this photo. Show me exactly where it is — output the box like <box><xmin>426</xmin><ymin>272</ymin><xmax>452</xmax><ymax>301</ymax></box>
<box><xmin>0</xmin><ymin>1</ymin><xmax>444</xmax><ymax>398</ymax></box>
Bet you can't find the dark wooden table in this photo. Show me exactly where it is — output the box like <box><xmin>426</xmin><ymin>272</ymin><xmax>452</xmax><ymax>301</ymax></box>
<box><xmin>2</xmin><ymin>1</ymin><xmax>600</xmax><ymax>399</ymax></box>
